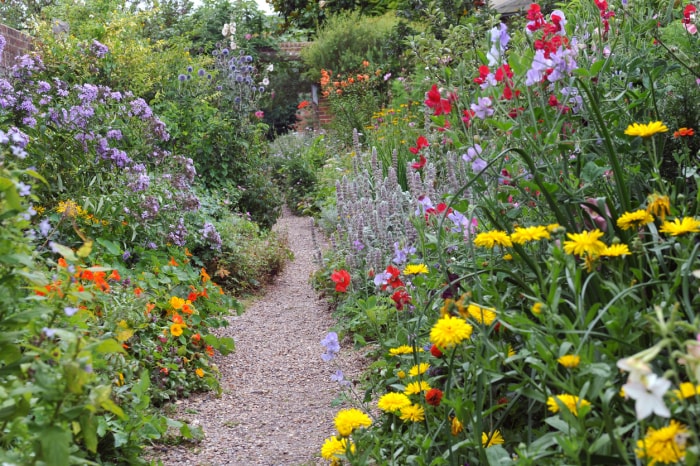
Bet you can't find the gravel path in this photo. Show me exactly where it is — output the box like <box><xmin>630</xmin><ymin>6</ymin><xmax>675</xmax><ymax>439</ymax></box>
<box><xmin>151</xmin><ymin>210</ymin><xmax>363</xmax><ymax>465</ymax></box>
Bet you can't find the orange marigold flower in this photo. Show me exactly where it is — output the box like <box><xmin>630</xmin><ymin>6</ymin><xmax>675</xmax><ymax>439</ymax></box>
<box><xmin>673</xmin><ymin>127</ymin><xmax>695</xmax><ymax>138</ymax></box>
<box><xmin>168</xmin><ymin>257</ymin><xmax>179</xmax><ymax>266</ymax></box>
<box><xmin>109</xmin><ymin>270</ymin><xmax>121</xmax><ymax>281</ymax></box>
<box><xmin>57</xmin><ymin>258</ymin><xmax>68</xmax><ymax>268</ymax></box>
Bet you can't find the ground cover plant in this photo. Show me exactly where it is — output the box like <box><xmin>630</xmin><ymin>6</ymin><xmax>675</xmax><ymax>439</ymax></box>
<box><xmin>311</xmin><ymin>0</ymin><xmax>700</xmax><ymax>464</ymax></box>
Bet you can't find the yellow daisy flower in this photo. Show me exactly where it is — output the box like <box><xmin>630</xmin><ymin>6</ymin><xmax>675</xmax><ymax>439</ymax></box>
<box><xmin>659</xmin><ymin>217</ymin><xmax>700</xmax><ymax>236</ymax></box>
<box><xmin>321</xmin><ymin>436</ymin><xmax>352</xmax><ymax>461</ymax></box>
<box><xmin>636</xmin><ymin>420</ymin><xmax>689</xmax><ymax>466</ymax></box>
<box><xmin>624</xmin><ymin>121</ymin><xmax>669</xmax><ymax>137</ymax></box>
<box><xmin>600</xmin><ymin>243</ymin><xmax>631</xmax><ymax>257</ymax></box>
<box><xmin>531</xmin><ymin>302</ymin><xmax>544</xmax><ymax>315</ymax></box>
<box><xmin>482</xmin><ymin>430</ymin><xmax>505</xmax><ymax>448</ymax></box>
<box><xmin>510</xmin><ymin>225</ymin><xmax>551</xmax><ymax>244</ymax></box>
<box><xmin>473</xmin><ymin>230</ymin><xmax>513</xmax><ymax>248</ymax></box>
<box><xmin>464</xmin><ymin>303</ymin><xmax>497</xmax><ymax>325</ymax></box>
<box><xmin>562</xmin><ymin>229</ymin><xmax>606</xmax><ymax>256</ymax></box>
<box><xmin>377</xmin><ymin>392</ymin><xmax>412</xmax><ymax>412</ymax></box>
<box><xmin>334</xmin><ymin>408</ymin><xmax>372</xmax><ymax>437</ymax></box>
<box><xmin>646</xmin><ymin>193</ymin><xmax>671</xmax><ymax>220</ymax></box>
<box><xmin>404</xmin><ymin>381</ymin><xmax>431</xmax><ymax>395</ymax></box>
<box><xmin>408</xmin><ymin>362</ymin><xmax>430</xmax><ymax>377</ymax></box>
<box><xmin>399</xmin><ymin>404</ymin><xmax>425</xmax><ymax>422</ymax></box>
<box><xmin>557</xmin><ymin>354</ymin><xmax>581</xmax><ymax>368</ymax></box>
<box><xmin>403</xmin><ymin>263</ymin><xmax>429</xmax><ymax>275</ymax></box>
<box><xmin>672</xmin><ymin>382</ymin><xmax>700</xmax><ymax>400</ymax></box>
<box><xmin>547</xmin><ymin>394</ymin><xmax>591</xmax><ymax>416</ymax></box>
<box><xmin>617</xmin><ymin>210</ymin><xmax>654</xmax><ymax>230</ymax></box>
<box><xmin>389</xmin><ymin>345</ymin><xmax>417</xmax><ymax>356</ymax></box>
<box><xmin>430</xmin><ymin>315</ymin><xmax>473</xmax><ymax>349</ymax></box>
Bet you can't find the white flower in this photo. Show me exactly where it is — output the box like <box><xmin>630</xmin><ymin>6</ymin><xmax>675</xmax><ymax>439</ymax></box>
<box><xmin>617</xmin><ymin>356</ymin><xmax>652</xmax><ymax>382</ymax></box>
<box><xmin>222</xmin><ymin>23</ymin><xmax>230</xmax><ymax>37</ymax></box>
<box><xmin>622</xmin><ymin>373</ymin><xmax>671</xmax><ymax>420</ymax></box>
<box><xmin>261</xmin><ymin>77</ymin><xmax>269</xmax><ymax>86</ymax></box>
<box><xmin>266</xmin><ymin>63</ymin><xmax>274</xmax><ymax>72</ymax></box>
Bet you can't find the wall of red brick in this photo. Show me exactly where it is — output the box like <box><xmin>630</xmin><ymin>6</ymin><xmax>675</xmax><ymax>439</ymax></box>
<box><xmin>0</xmin><ymin>24</ymin><xmax>33</xmax><ymax>70</ymax></box>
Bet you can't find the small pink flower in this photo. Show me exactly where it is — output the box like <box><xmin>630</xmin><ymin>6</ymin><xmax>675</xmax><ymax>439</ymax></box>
<box><xmin>254</xmin><ymin>110</ymin><xmax>264</xmax><ymax>119</ymax></box>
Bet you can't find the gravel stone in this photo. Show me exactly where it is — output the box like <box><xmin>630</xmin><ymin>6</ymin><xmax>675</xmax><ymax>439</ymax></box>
<box><xmin>150</xmin><ymin>209</ymin><xmax>364</xmax><ymax>465</ymax></box>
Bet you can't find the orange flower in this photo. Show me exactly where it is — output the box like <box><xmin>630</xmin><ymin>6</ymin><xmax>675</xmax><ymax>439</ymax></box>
<box><xmin>297</xmin><ymin>100</ymin><xmax>310</xmax><ymax>109</ymax></box>
<box><xmin>172</xmin><ymin>313</ymin><xmax>184</xmax><ymax>324</ymax></box>
<box><xmin>168</xmin><ymin>257</ymin><xmax>179</xmax><ymax>266</ymax></box>
<box><xmin>187</xmin><ymin>291</ymin><xmax>198</xmax><ymax>301</ymax></box>
<box><xmin>182</xmin><ymin>303</ymin><xmax>194</xmax><ymax>315</ymax></box>
<box><xmin>57</xmin><ymin>258</ymin><xmax>68</xmax><ymax>268</ymax></box>
<box><xmin>145</xmin><ymin>303</ymin><xmax>155</xmax><ymax>315</ymax></box>
<box><xmin>201</xmin><ymin>268</ymin><xmax>211</xmax><ymax>283</ymax></box>
<box><xmin>196</xmin><ymin>368</ymin><xmax>205</xmax><ymax>378</ymax></box>
<box><xmin>205</xmin><ymin>345</ymin><xmax>214</xmax><ymax>357</ymax></box>
<box><xmin>192</xmin><ymin>333</ymin><xmax>201</xmax><ymax>343</ymax></box>
<box><xmin>81</xmin><ymin>270</ymin><xmax>95</xmax><ymax>281</ymax></box>
<box><xmin>184</xmin><ymin>248</ymin><xmax>193</xmax><ymax>257</ymax></box>
<box><xmin>362</xmin><ymin>60</ymin><xmax>369</xmax><ymax>67</ymax></box>
<box><xmin>134</xmin><ymin>287</ymin><xmax>143</xmax><ymax>296</ymax></box>
<box><xmin>109</xmin><ymin>269</ymin><xmax>121</xmax><ymax>281</ymax></box>
<box><xmin>674</xmin><ymin>127</ymin><xmax>695</xmax><ymax>137</ymax></box>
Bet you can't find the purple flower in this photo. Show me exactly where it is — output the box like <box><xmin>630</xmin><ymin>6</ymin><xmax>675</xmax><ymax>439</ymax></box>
<box><xmin>471</xmin><ymin>158</ymin><xmax>488</xmax><ymax>173</ymax></box>
<box><xmin>392</xmin><ymin>242</ymin><xmax>416</xmax><ymax>265</ymax></box>
<box><xmin>146</xmin><ymin>242</ymin><xmax>157</xmax><ymax>249</ymax></box>
<box><xmin>166</xmin><ymin>217</ymin><xmax>188</xmax><ymax>246</ymax></box>
<box><xmin>90</xmin><ymin>40</ymin><xmax>109</xmax><ymax>58</ymax></box>
<box><xmin>37</xmin><ymin>81</ymin><xmax>51</xmax><ymax>93</ymax></box>
<box><xmin>547</xmin><ymin>46</ymin><xmax>578</xmax><ymax>83</ymax></box>
<box><xmin>16</xmin><ymin>181</ymin><xmax>31</xmax><ymax>196</ymax></box>
<box><xmin>201</xmin><ymin>222</ymin><xmax>222</xmax><ymax>250</ymax></box>
<box><xmin>122</xmin><ymin>250</ymin><xmax>131</xmax><ymax>260</ymax></box>
<box><xmin>139</xmin><ymin>196</ymin><xmax>160</xmax><ymax>220</ymax></box>
<box><xmin>129</xmin><ymin>98</ymin><xmax>153</xmax><ymax>120</ymax></box>
<box><xmin>525</xmin><ymin>50</ymin><xmax>551</xmax><ymax>86</ymax></box>
<box><xmin>43</xmin><ymin>327</ymin><xmax>57</xmax><ymax>338</ymax></box>
<box><xmin>64</xmin><ymin>306</ymin><xmax>78</xmax><ymax>316</ymax></box>
<box><xmin>470</xmin><ymin>97</ymin><xmax>494</xmax><ymax>120</ymax></box>
<box><xmin>197</xmin><ymin>68</ymin><xmax>205</xmax><ymax>77</ymax></box>
<box><xmin>106</xmin><ymin>129</ymin><xmax>123</xmax><ymax>140</ymax></box>
<box><xmin>321</xmin><ymin>332</ymin><xmax>340</xmax><ymax>361</ymax></box>
<box><xmin>353</xmin><ymin>239</ymin><xmax>364</xmax><ymax>251</ymax></box>
<box><xmin>462</xmin><ymin>144</ymin><xmax>482</xmax><ymax>163</ymax></box>
<box><xmin>39</xmin><ymin>218</ymin><xmax>52</xmax><ymax>237</ymax></box>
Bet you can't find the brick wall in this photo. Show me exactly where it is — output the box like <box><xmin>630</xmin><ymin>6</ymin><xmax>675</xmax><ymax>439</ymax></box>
<box><xmin>0</xmin><ymin>24</ymin><xmax>33</xmax><ymax>70</ymax></box>
<box><xmin>278</xmin><ymin>41</ymin><xmax>310</xmax><ymax>59</ymax></box>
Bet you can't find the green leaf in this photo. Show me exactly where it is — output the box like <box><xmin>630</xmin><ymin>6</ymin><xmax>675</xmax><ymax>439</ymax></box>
<box><xmin>80</xmin><ymin>413</ymin><xmax>98</xmax><ymax>453</ymax></box>
<box><xmin>485</xmin><ymin>445</ymin><xmax>513</xmax><ymax>465</ymax></box>
<box><xmin>92</xmin><ymin>338</ymin><xmax>127</xmax><ymax>355</ymax></box>
<box><xmin>216</xmin><ymin>336</ymin><xmax>236</xmax><ymax>356</ymax></box>
<box><xmin>96</xmin><ymin>238</ymin><xmax>121</xmax><ymax>255</ymax></box>
<box><xmin>50</xmin><ymin>243</ymin><xmax>78</xmax><ymax>262</ymax></box>
<box><xmin>39</xmin><ymin>426</ymin><xmax>71</xmax><ymax>466</ymax></box>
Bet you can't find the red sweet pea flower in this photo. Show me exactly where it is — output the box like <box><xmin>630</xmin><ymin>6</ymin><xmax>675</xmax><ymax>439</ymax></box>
<box><xmin>684</xmin><ymin>4</ymin><xmax>697</xmax><ymax>22</ymax></box>
<box><xmin>411</xmin><ymin>155</ymin><xmax>427</xmax><ymax>170</ymax></box>
<box><xmin>409</xmin><ymin>135</ymin><xmax>430</xmax><ymax>154</ymax></box>
<box><xmin>425</xmin><ymin>84</ymin><xmax>452</xmax><ymax>115</ymax></box>
<box><xmin>331</xmin><ymin>269</ymin><xmax>351</xmax><ymax>292</ymax></box>
<box><xmin>425</xmin><ymin>388</ymin><xmax>444</xmax><ymax>406</ymax></box>
<box><xmin>430</xmin><ymin>344</ymin><xmax>443</xmax><ymax>358</ymax></box>
<box><xmin>383</xmin><ymin>265</ymin><xmax>404</xmax><ymax>290</ymax></box>
<box><xmin>474</xmin><ymin>65</ymin><xmax>491</xmax><ymax>85</ymax></box>
<box><xmin>391</xmin><ymin>289</ymin><xmax>412</xmax><ymax>310</ymax></box>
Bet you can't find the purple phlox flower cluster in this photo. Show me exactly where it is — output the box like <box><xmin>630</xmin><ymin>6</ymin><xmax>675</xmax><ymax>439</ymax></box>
<box><xmin>36</xmin><ymin>81</ymin><xmax>51</xmax><ymax>94</ymax></box>
<box><xmin>126</xmin><ymin>168</ymin><xmax>150</xmax><ymax>193</ymax></box>
<box><xmin>67</xmin><ymin>104</ymin><xmax>96</xmax><ymax>130</ymax></box>
<box><xmin>140</xmin><ymin>196</ymin><xmax>160</xmax><ymax>220</ymax></box>
<box><xmin>561</xmin><ymin>87</ymin><xmax>583</xmax><ymax>113</ymax></box>
<box><xmin>106</xmin><ymin>129</ymin><xmax>123</xmax><ymax>140</ymax></box>
<box><xmin>201</xmin><ymin>222</ymin><xmax>222</xmax><ymax>250</ymax></box>
<box><xmin>321</xmin><ymin>332</ymin><xmax>340</xmax><ymax>362</ymax></box>
<box><xmin>487</xmin><ymin>23</ymin><xmax>510</xmax><ymax>66</ymax></box>
<box><xmin>90</xmin><ymin>39</ymin><xmax>109</xmax><ymax>58</ymax></box>
<box><xmin>525</xmin><ymin>50</ymin><xmax>552</xmax><ymax>86</ymax></box>
<box><xmin>0</xmin><ymin>34</ymin><xmax>5</xmax><ymax>61</ymax></box>
<box><xmin>75</xmin><ymin>83</ymin><xmax>100</xmax><ymax>104</ymax></box>
<box><xmin>392</xmin><ymin>241</ymin><xmax>416</xmax><ymax>265</ymax></box>
<box><xmin>547</xmin><ymin>46</ymin><xmax>578</xmax><ymax>83</ymax></box>
<box><xmin>470</xmin><ymin>97</ymin><xmax>494</xmax><ymax>120</ymax></box>
<box><xmin>129</xmin><ymin>98</ymin><xmax>153</xmax><ymax>120</ymax></box>
<box><xmin>0</xmin><ymin>79</ymin><xmax>16</xmax><ymax>108</ymax></box>
<box><xmin>166</xmin><ymin>217</ymin><xmax>188</xmax><ymax>246</ymax></box>
<box><xmin>11</xmin><ymin>54</ymin><xmax>44</xmax><ymax>79</ymax></box>
<box><xmin>175</xmin><ymin>192</ymin><xmax>202</xmax><ymax>212</ymax></box>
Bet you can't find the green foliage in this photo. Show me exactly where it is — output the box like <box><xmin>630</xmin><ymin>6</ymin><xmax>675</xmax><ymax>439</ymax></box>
<box><xmin>300</xmin><ymin>11</ymin><xmax>401</xmax><ymax>82</ymax></box>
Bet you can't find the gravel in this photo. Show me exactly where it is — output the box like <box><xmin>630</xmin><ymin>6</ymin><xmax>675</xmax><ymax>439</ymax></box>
<box><xmin>149</xmin><ymin>209</ymin><xmax>365</xmax><ymax>466</ymax></box>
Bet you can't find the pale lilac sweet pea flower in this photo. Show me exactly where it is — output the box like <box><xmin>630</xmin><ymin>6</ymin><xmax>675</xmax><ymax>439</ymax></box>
<box><xmin>462</xmin><ymin>144</ymin><xmax>482</xmax><ymax>163</ymax></box>
<box><xmin>470</xmin><ymin>97</ymin><xmax>494</xmax><ymax>119</ymax></box>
